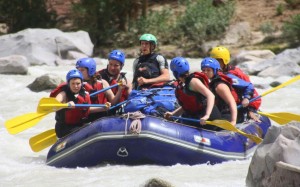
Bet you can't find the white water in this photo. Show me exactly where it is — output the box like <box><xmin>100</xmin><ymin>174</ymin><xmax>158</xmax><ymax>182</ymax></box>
<box><xmin>1</xmin><ymin>59</ymin><xmax>300</xmax><ymax>187</ymax></box>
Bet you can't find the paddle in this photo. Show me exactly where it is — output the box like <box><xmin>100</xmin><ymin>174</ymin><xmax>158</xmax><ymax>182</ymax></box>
<box><xmin>28</xmin><ymin>100</ymin><xmax>131</xmax><ymax>152</ymax></box>
<box><xmin>171</xmin><ymin>116</ymin><xmax>262</xmax><ymax>144</ymax></box>
<box><xmin>236</xmin><ymin>75</ymin><xmax>300</xmax><ymax>124</ymax></box>
<box><xmin>5</xmin><ymin>112</ymin><xmax>51</xmax><ymax>135</ymax></box>
<box><xmin>37</xmin><ymin>97</ymin><xmax>108</xmax><ymax>113</ymax></box>
<box><xmin>250</xmin><ymin>75</ymin><xmax>300</xmax><ymax>103</ymax></box>
<box><xmin>29</xmin><ymin>129</ymin><xmax>57</xmax><ymax>152</ymax></box>
<box><xmin>257</xmin><ymin>111</ymin><xmax>300</xmax><ymax>125</ymax></box>
<box><xmin>89</xmin><ymin>82</ymin><xmax>121</xmax><ymax>97</ymax></box>
<box><xmin>5</xmin><ymin>99</ymin><xmax>109</xmax><ymax>135</ymax></box>
<box><xmin>5</xmin><ymin>83</ymin><xmax>117</xmax><ymax>135</ymax></box>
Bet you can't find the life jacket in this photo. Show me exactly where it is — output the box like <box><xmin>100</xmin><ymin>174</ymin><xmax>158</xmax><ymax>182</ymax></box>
<box><xmin>226</xmin><ymin>65</ymin><xmax>250</xmax><ymax>82</ymax></box>
<box><xmin>133</xmin><ymin>53</ymin><xmax>166</xmax><ymax>89</ymax></box>
<box><xmin>84</xmin><ymin>80</ymin><xmax>107</xmax><ymax>104</ymax></box>
<box><xmin>50</xmin><ymin>83</ymin><xmax>90</xmax><ymax>125</ymax></box>
<box><xmin>210</xmin><ymin>72</ymin><xmax>239</xmax><ymax>113</ymax></box>
<box><xmin>98</xmin><ymin>69</ymin><xmax>128</xmax><ymax>102</ymax></box>
<box><xmin>226</xmin><ymin>65</ymin><xmax>261</xmax><ymax>110</ymax></box>
<box><xmin>175</xmin><ymin>72</ymin><xmax>210</xmax><ymax>116</ymax></box>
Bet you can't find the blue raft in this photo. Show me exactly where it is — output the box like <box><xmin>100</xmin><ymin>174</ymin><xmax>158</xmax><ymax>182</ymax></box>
<box><xmin>46</xmin><ymin>115</ymin><xmax>271</xmax><ymax>168</ymax></box>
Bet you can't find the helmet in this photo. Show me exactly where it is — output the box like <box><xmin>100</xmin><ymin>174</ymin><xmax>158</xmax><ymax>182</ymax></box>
<box><xmin>139</xmin><ymin>33</ymin><xmax>157</xmax><ymax>45</ymax></box>
<box><xmin>210</xmin><ymin>46</ymin><xmax>230</xmax><ymax>65</ymax></box>
<box><xmin>108</xmin><ymin>50</ymin><xmax>125</xmax><ymax>65</ymax></box>
<box><xmin>66</xmin><ymin>69</ymin><xmax>83</xmax><ymax>82</ymax></box>
<box><xmin>201</xmin><ymin>57</ymin><xmax>220</xmax><ymax>75</ymax></box>
<box><xmin>170</xmin><ymin>57</ymin><xmax>190</xmax><ymax>79</ymax></box>
<box><xmin>76</xmin><ymin>58</ymin><xmax>96</xmax><ymax>77</ymax></box>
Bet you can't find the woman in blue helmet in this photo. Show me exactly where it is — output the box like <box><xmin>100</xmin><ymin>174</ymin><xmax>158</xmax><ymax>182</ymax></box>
<box><xmin>132</xmin><ymin>33</ymin><xmax>170</xmax><ymax>89</ymax></box>
<box><xmin>50</xmin><ymin>69</ymin><xmax>91</xmax><ymax>138</ymax></box>
<box><xmin>76</xmin><ymin>57</ymin><xmax>123</xmax><ymax>121</ymax></box>
<box><xmin>164</xmin><ymin>57</ymin><xmax>221</xmax><ymax>129</ymax></box>
<box><xmin>201</xmin><ymin>57</ymin><xmax>238</xmax><ymax>126</ymax></box>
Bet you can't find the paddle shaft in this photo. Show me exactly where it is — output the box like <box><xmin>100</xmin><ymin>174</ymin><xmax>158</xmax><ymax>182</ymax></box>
<box><xmin>237</xmin><ymin>75</ymin><xmax>300</xmax><ymax>109</ymax></box>
<box><xmin>90</xmin><ymin>83</ymin><xmax>119</xmax><ymax>97</ymax></box>
<box><xmin>171</xmin><ymin>116</ymin><xmax>262</xmax><ymax>144</ymax></box>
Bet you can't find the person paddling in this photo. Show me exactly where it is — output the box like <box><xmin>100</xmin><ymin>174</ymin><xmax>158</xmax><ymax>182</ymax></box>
<box><xmin>76</xmin><ymin>58</ymin><xmax>123</xmax><ymax>121</ymax></box>
<box><xmin>50</xmin><ymin>70</ymin><xmax>92</xmax><ymax>138</ymax></box>
<box><xmin>210</xmin><ymin>46</ymin><xmax>261</xmax><ymax>122</ymax></box>
<box><xmin>201</xmin><ymin>57</ymin><xmax>238</xmax><ymax>126</ymax></box>
<box><xmin>164</xmin><ymin>57</ymin><xmax>221</xmax><ymax>130</ymax></box>
<box><xmin>132</xmin><ymin>33</ymin><xmax>170</xmax><ymax>90</ymax></box>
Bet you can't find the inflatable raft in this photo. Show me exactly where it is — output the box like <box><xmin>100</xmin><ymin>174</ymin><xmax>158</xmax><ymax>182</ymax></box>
<box><xmin>46</xmin><ymin>114</ymin><xmax>271</xmax><ymax>168</ymax></box>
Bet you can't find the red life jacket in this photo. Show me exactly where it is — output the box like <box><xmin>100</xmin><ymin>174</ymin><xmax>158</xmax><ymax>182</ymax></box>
<box><xmin>210</xmin><ymin>72</ymin><xmax>240</xmax><ymax>113</ymax></box>
<box><xmin>175</xmin><ymin>72</ymin><xmax>209</xmax><ymax>115</ymax></box>
<box><xmin>98</xmin><ymin>69</ymin><xmax>128</xmax><ymax>102</ymax></box>
<box><xmin>84</xmin><ymin>80</ymin><xmax>107</xmax><ymax>104</ymax></box>
<box><xmin>227</xmin><ymin>65</ymin><xmax>261</xmax><ymax>110</ymax></box>
<box><xmin>50</xmin><ymin>83</ymin><xmax>90</xmax><ymax>125</ymax></box>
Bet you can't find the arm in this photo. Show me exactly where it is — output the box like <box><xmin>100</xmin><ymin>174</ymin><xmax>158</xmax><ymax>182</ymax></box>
<box><xmin>137</xmin><ymin>55</ymin><xmax>170</xmax><ymax>86</ymax></box>
<box><xmin>102</xmin><ymin>79</ymin><xmax>121</xmax><ymax>105</ymax></box>
<box><xmin>215</xmin><ymin>83</ymin><xmax>237</xmax><ymax>125</ymax></box>
<box><xmin>227</xmin><ymin>74</ymin><xmax>254</xmax><ymax>107</ymax></box>
<box><xmin>140</xmin><ymin>68</ymin><xmax>170</xmax><ymax>85</ymax></box>
<box><xmin>164</xmin><ymin>106</ymin><xmax>184</xmax><ymax>120</ymax></box>
<box><xmin>55</xmin><ymin>91</ymin><xmax>67</xmax><ymax>103</ymax></box>
<box><xmin>189</xmin><ymin>78</ymin><xmax>215</xmax><ymax>123</ymax></box>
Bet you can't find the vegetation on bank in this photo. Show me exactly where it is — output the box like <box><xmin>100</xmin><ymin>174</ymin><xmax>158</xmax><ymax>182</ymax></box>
<box><xmin>0</xmin><ymin>0</ymin><xmax>299</xmax><ymax>56</ymax></box>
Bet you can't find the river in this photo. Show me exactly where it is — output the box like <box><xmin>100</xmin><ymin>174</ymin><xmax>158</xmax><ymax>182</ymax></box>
<box><xmin>1</xmin><ymin>58</ymin><xmax>300</xmax><ymax>187</ymax></box>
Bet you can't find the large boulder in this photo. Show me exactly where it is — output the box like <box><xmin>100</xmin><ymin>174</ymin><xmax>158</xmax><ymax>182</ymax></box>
<box><xmin>246</xmin><ymin>123</ymin><xmax>300</xmax><ymax>187</ymax></box>
<box><xmin>0</xmin><ymin>28</ymin><xmax>94</xmax><ymax>66</ymax></box>
<box><xmin>253</xmin><ymin>47</ymin><xmax>300</xmax><ymax>77</ymax></box>
<box><xmin>0</xmin><ymin>55</ymin><xmax>29</xmax><ymax>74</ymax></box>
<box><xmin>27</xmin><ymin>73</ymin><xmax>63</xmax><ymax>92</ymax></box>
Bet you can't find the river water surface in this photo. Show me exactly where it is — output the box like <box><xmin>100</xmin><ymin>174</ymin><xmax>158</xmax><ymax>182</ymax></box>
<box><xmin>1</xmin><ymin>59</ymin><xmax>300</xmax><ymax>187</ymax></box>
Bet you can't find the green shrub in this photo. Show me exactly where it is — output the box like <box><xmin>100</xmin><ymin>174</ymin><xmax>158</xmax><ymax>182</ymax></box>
<box><xmin>128</xmin><ymin>8</ymin><xmax>175</xmax><ymax>46</ymax></box>
<box><xmin>282</xmin><ymin>14</ymin><xmax>300</xmax><ymax>45</ymax></box>
<box><xmin>276</xmin><ymin>3</ymin><xmax>284</xmax><ymax>16</ymax></box>
<box><xmin>175</xmin><ymin>0</ymin><xmax>235</xmax><ymax>48</ymax></box>
<box><xmin>0</xmin><ymin>0</ymin><xmax>56</xmax><ymax>33</ymax></box>
<box><xmin>259</xmin><ymin>21</ymin><xmax>275</xmax><ymax>36</ymax></box>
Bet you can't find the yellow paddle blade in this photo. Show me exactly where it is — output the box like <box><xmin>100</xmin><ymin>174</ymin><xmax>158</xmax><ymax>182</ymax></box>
<box><xmin>258</xmin><ymin>111</ymin><xmax>300</xmax><ymax>125</ymax></box>
<box><xmin>29</xmin><ymin>129</ymin><xmax>57</xmax><ymax>152</ymax></box>
<box><xmin>269</xmin><ymin>112</ymin><xmax>300</xmax><ymax>122</ymax></box>
<box><xmin>261</xmin><ymin>75</ymin><xmax>300</xmax><ymax>97</ymax></box>
<box><xmin>206</xmin><ymin>120</ymin><xmax>262</xmax><ymax>144</ymax></box>
<box><xmin>37</xmin><ymin>97</ymin><xmax>68</xmax><ymax>113</ymax></box>
<box><xmin>5</xmin><ymin>112</ymin><xmax>49</xmax><ymax>135</ymax></box>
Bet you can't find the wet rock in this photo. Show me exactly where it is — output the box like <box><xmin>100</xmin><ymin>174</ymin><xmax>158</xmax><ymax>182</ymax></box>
<box><xmin>0</xmin><ymin>55</ymin><xmax>29</xmax><ymax>74</ymax></box>
<box><xmin>142</xmin><ymin>178</ymin><xmax>174</xmax><ymax>187</ymax></box>
<box><xmin>246</xmin><ymin>123</ymin><xmax>300</xmax><ymax>187</ymax></box>
<box><xmin>27</xmin><ymin>73</ymin><xmax>63</xmax><ymax>92</ymax></box>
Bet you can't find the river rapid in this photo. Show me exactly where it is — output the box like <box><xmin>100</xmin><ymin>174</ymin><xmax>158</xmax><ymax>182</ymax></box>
<box><xmin>1</xmin><ymin>58</ymin><xmax>300</xmax><ymax>187</ymax></box>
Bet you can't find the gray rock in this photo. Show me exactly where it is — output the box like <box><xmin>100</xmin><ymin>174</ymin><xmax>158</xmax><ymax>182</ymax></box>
<box><xmin>0</xmin><ymin>28</ymin><xmax>94</xmax><ymax>66</ymax></box>
<box><xmin>246</xmin><ymin>123</ymin><xmax>300</xmax><ymax>187</ymax></box>
<box><xmin>142</xmin><ymin>178</ymin><xmax>174</xmax><ymax>187</ymax></box>
<box><xmin>27</xmin><ymin>73</ymin><xmax>63</xmax><ymax>92</ymax></box>
<box><xmin>222</xmin><ymin>22</ymin><xmax>252</xmax><ymax>46</ymax></box>
<box><xmin>0</xmin><ymin>55</ymin><xmax>29</xmax><ymax>74</ymax></box>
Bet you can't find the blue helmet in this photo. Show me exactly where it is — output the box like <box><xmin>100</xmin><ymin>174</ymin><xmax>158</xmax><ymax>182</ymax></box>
<box><xmin>66</xmin><ymin>69</ymin><xmax>83</xmax><ymax>82</ymax></box>
<box><xmin>170</xmin><ymin>57</ymin><xmax>190</xmax><ymax>79</ymax></box>
<box><xmin>108</xmin><ymin>50</ymin><xmax>125</xmax><ymax>65</ymax></box>
<box><xmin>201</xmin><ymin>57</ymin><xmax>220</xmax><ymax>75</ymax></box>
<box><xmin>76</xmin><ymin>58</ymin><xmax>96</xmax><ymax>77</ymax></box>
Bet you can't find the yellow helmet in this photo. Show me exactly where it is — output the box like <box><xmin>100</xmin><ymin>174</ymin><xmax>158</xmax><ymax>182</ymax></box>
<box><xmin>210</xmin><ymin>46</ymin><xmax>230</xmax><ymax>65</ymax></box>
